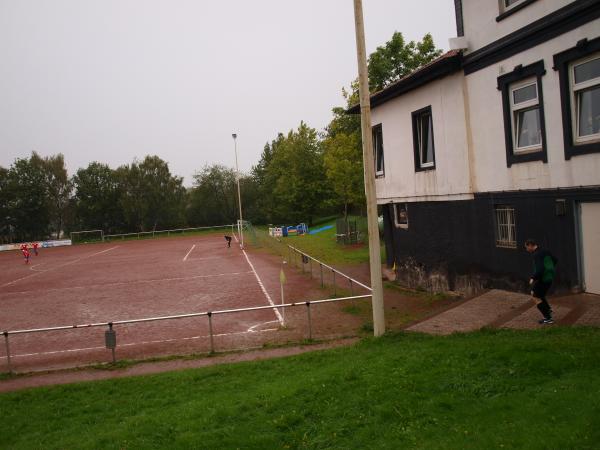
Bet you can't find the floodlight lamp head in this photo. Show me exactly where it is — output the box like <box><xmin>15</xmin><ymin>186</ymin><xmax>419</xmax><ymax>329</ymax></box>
<box><xmin>232</xmin><ymin>133</ymin><xmax>237</xmax><ymax>139</ymax></box>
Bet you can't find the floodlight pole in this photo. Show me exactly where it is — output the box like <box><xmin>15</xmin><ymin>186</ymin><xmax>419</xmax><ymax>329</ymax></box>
<box><xmin>232</xmin><ymin>133</ymin><xmax>244</xmax><ymax>249</ymax></box>
<box><xmin>353</xmin><ymin>0</ymin><xmax>385</xmax><ymax>337</ymax></box>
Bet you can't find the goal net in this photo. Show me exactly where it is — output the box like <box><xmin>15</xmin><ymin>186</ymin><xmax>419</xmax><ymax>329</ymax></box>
<box><xmin>70</xmin><ymin>229</ymin><xmax>104</xmax><ymax>243</ymax></box>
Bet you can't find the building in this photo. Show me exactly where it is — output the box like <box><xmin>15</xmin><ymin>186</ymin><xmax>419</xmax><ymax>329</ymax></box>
<box><xmin>352</xmin><ymin>0</ymin><xmax>600</xmax><ymax>295</ymax></box>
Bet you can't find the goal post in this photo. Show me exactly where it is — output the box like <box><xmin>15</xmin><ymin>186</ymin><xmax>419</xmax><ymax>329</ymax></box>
<box><xmin>70</xmin><ymin>229</ymin><xmax>104</xmax><ymax>243</ymax></box>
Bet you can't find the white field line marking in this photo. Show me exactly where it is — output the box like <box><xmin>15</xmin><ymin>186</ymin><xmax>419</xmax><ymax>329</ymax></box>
<box><xmin>247</xmin><ymin>320</ymin><xmax>280</xmax><ymax>332</ymax></box>
<box><xmin>187</xmin><ymin>254</ymin><xmax>238</xmax><ymax>262</ymax></box>
<box><xmin>29</xmin><ymin>263</ymin><xmax>47</xmax><ymax>272</ymax></box>
<box><xmin>242</xmin><ymin>249</ymin><xmax>284</xmax><ymax>326</ymax></box>
<box><xmin>183</xmin><ymin>244</ymin><xmax>196</xmax><ymax>261</ymax></box>
<box><xmin>1</xmin><ymin>246</ymin><xmax>119</xmax><ymax>288</ymax></box>
<box><xmin>1</xmin><ymin>271</ymin><xmax>254</xmax><ymax>296</ymax></box>
<box><xmin>0</xmin><ymin>328</ymin><xmax>279</xmax><ymax>359</ymax></box>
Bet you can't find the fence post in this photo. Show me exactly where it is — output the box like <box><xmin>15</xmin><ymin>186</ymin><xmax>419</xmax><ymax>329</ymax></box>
<box><xmin>309</xmin><ymin>258</ymin><xmax>312</xmax><ymax>279</ymax></box>
<box><xmin>306</xmin><ymin>302</ymin><xmax>313</xmax><ymax>340</ymax></box>
<box><xmin>207</xmin><ymin>312</ymin><xmax>215</xmax><ymax>354</ymax></box>
<box><xmin>3</xmin><ymin>331</ymin><xmax>12</xmax><ymax>374</ymax></box>
<box><xmin>349</xmin><ymin>278</ymin><xmax>354</xmax><ymax>296</ymax></box>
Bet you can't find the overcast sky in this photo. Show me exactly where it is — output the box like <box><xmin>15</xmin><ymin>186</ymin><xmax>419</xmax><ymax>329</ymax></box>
<box><xmin>0</xmin><ymin>0</ymin><xmax>456</xmax><ymax>185</ymax></box>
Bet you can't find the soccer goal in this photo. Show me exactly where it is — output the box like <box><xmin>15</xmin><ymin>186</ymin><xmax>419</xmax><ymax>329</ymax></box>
<box><xmin>70</xmin><ymin>229</ymin><xmax>104</xmax><ymax>243</ymax></box>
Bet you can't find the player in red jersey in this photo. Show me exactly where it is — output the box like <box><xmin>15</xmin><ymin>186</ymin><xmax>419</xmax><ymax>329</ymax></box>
<box><xmin>32</xmin><ymin>242</ymin><xmax>39</xmax><ymax>256</ymax></box>
<box><xmin>20</xmin><ymin>244</ymin><xmax>30</xmax><ymax>264</ymax></box>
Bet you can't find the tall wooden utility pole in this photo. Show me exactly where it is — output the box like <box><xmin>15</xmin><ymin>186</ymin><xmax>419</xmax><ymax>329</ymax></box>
<box><xmin>353</xmin><ymin>0</ymin><xmax>385</xmax><ymax>336</ymax></box>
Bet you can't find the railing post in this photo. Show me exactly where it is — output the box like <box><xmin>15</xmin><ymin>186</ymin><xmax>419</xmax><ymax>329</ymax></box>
<box><xmin>332</xmin><ymin>270</ymin><xmax>337</xmax><ymax>296</ymax></box>
<box><xmin>4</xmin><ymin>331</ymin><xmax>12</xmax><ymax>374</ymax></box>
<box><xmin>320</xmin><ymin>264</ymin><xmax>324</xmax><ymax>287</ymax></box>
<box><xmin>306</xmin><ymin>302</ymin><xmax>313</xmax><ymax>340</ymax></box>
<box><xmin>207</xmin><ymin>312</ymin><xmax>215</xmax><ymax>354</ymax></box>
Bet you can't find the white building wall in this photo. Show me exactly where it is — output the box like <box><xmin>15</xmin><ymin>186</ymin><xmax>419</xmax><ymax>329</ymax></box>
<box><xmin>371</xmin><ymin>72</ymin><xmax>473</xmax><ymax>204</ymax></box>
<box><xmin>466</xmin><ymin>21</ymin><xmax>600</xmax><ymax>193</ymax></box>
<box><xmin>461</xmin><ymin>0</ymin><xmax>575</xmax><ymax>52</ymax></box>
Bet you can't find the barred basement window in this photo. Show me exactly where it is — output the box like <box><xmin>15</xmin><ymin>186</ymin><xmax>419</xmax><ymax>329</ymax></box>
<box><xmin>495</xmin><ymin>206</ymin><xmax>517</xmax><ymax>249</ymax></box>
<box><xmin>393</xmin><ymin>203</ymin><xmax>408</xmax><ymax>229</ymax></box>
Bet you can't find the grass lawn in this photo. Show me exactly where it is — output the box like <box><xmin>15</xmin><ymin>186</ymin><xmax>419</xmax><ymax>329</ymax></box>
<box><xmin>257</xmin><ymin>217</ymin><xmax>372</xmax><ymax>265</ymax></box>
<box><xmin>1</xmin><ymin>327</ymin><xmax>599</xmax><ymax>449</ymax></box>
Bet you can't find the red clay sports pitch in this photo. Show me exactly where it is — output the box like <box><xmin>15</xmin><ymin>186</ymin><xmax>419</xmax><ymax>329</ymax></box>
<box><xmin>0</xmin><ymin>234</ymin><xmax>337</xmax><ymax>372</ymax></box>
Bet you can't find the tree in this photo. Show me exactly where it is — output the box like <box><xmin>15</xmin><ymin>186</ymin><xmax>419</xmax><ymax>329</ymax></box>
<box><xmin>367</xmin><ymin>32</ymin><xmax>442</xmax><ymax>92</ymax></box>
<box><xmin>252</xmin><ymin>134</ymin><xmax>284</xmax><ymax>223</ymax></box>
<box><xmin>265</xmin><ymin>122</ymin><xmax>327</xmax><ymax>225</ymax></box>
<box><xmin>118</xmin><ymin>156</ymin><xmax>186</xmax><ymax>231</ymax></box>
<box><xmin>187</xmin><ymin>164</ymin><xmax>237</xmax><ymax>226</ymax></box>
<box><xmin>72</xmin><ymin>162</ymin><xmax>124</xmax><ymax>233</ymax></box>
<box><xmin>0</xmin><ymin>166</ymin><xmax>12</xmax><ymax>243</ymax></box>
<box><xmin>36</xmin><ymin>153</ymin><xmax>72</xmax><ymax>238</ymax></box>
<box><xmin>5</xmin><ymin>154</ymin><xmax>51</xmax><ymax>241</ymax></box>
<box><xmin>323</xmin><ymin>132</ymin><xmax>364</xmax><ymax>221</ymax></box>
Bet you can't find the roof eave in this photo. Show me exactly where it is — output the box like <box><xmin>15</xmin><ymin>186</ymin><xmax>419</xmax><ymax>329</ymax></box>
<box><xmin>346</xmin><ymin>52</ymin><xmax>463</xmax><ymax>114</ymax></box>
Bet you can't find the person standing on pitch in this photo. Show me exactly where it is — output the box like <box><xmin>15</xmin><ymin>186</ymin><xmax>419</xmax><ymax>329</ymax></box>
<box><xmin>525</xmin><ymin>238</ymin><xmax>558</xmax><ymax>324</ymax></box>
<box><xmin>224</xmin><ymin>235</ymin><xmax>232</xmax><ymax>248</ymax></box>
<box><xmin>20</xmin><ymin>244</ymin><xmax>30</xmax><ymax>264</ymax></box>
<box><xmin>32</xmin><ymin>242</ymin><xmax>39</xmax><ymax>256</ymax></box>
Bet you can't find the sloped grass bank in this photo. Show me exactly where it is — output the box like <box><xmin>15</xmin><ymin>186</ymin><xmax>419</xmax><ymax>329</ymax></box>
<box><xmin>1</xmin><ymin>327</ymin><xmax>599</xmax><ymax>449</ymax></box>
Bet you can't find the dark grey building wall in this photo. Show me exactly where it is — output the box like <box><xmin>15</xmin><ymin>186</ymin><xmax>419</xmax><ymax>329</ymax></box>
<box><xmin>383</xmin><ymin>188</ymin><xmax>600</xmax><ymax>293</ymax></box>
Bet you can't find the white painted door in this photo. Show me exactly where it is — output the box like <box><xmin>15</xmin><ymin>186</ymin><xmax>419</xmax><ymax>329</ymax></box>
<box><xmin>581</xmin><ymin>202</ymin><xmax>600</xmax><ymax>294</ymax></box>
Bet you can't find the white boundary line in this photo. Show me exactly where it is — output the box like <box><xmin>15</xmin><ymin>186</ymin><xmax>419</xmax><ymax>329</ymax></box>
<box><xmin>0</xmin><ymin>328</ymin><xmax>279</xmax><ymax>359</ymax></box>
<box><xmin>241</xmin><ymin>249</ymin><xmax>284</xmax><ymax>326</ymax></box>
<box><xmin>183</xmin><ymin>244</ymin><xmax>196</xmax><ymax>261</ymax></box>
<box><xmin>1</xmin><ymin>246</ymin><xmax>119</xmax><ymax>288</ymax></box>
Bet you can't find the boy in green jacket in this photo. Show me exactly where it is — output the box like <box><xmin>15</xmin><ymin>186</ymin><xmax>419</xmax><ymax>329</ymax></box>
<box><xmin>525</xmin><ymin>238</ymin><xmax>558</xmax><ymax>324</ymax></box>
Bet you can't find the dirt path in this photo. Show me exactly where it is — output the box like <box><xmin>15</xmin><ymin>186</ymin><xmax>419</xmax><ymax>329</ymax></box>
<box><xmin>0</xmin><ymin>338</ymin><xmax>359</xmax><ymax>393</ymax></box>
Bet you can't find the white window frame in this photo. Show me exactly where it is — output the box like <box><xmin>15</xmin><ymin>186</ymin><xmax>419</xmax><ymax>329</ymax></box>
<box><xmin>495</xmin><ymin>206</ymin><xmax>517</xmax><ymax>249</ymax></box>
<box><xmin>372</xmin><ymin>124</ymin><xmax>385</xmax><ymax>177</ymax></box>
<box><xmin>393</xmin><ymin>203</ymin><xmax>408</xmax><ymax>229</ymax></box>
<box><xmin>501</xmin><ymin>0</ymin><xmax>527</xmax><ymax>12</ymax></box>
<box><xmin>510</xmin><ymin>78</ymin><xmax>542</xmax><ymax>153</ymax></box>
<box><xmin>570</xmin><ymin>53</ymin><xmax>600</xmax><ymax>145</ymax></box>
<box><xmin>416</xmin><ymin>111</ymin><xmax>434</xmax><ymax>169</ymax></box>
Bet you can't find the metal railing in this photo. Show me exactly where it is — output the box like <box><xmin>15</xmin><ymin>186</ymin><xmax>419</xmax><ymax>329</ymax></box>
<box><xmin>1</xmin><ymin>294</ymin><xmax>371</xmax><ymax>373</ymax></box>
<box><xmin>264</xmin><ymin>235</ymin><xmax>372</xmax><ymax>297</ymax></box>
<box><xmin>103</xmin><ymin>224</ymin><xmax>235</xmax><ymax>242</ymax></box>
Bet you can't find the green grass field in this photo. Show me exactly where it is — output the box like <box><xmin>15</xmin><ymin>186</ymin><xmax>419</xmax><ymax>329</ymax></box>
<box><xmin>1</xmin><ymin>327</ymin><xmax>599</xmax><ymax>449</ymax></box>
<box><xmin>258</xmin><ymin>217</ymin><xmax>372</xmax><ymax>265</ymax></box>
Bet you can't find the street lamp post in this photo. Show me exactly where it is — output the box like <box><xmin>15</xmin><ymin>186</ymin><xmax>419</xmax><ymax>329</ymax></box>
<box><xmin>232</xmin><ymin>133</ymin><xmax>244</xmax><ymax>249</ymax></box>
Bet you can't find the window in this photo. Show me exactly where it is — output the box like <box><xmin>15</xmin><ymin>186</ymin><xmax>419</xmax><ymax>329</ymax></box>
<box><xmin>504</xmin><ymin>0</ymin><xmax>523</xmax><ymax>8</ymax></box>
<box><xmin>494</xmin><ymin>206</ymin><xmax>517</xmax><ymax>249</ymax></box>
<box><xmin>393</xmin><ymin>203</ymin><xmax>408</xmax><ymax>229</ymax></box>
<box><xmin>571</xmin><ymin>55</ymin><xmax>600</xmax><ymax>143</ymax></box>
<box><xmin>497</xmin><ymin>60</ymin><xmax>547</xmax><ymax>166</ymax></box>
<box><xmin>553</xmin><ymin>37</ymin><xmax>600</xmax><ymax>159</ymax></box>
<box><xmin>496</xmin><ymin>0</ymin><xmax>537</xmax><ymax>22</ymax></box>
<box><xmin>511</xmin><ymin>80</ymin><xmax>542</xmax><ymax>152</ymax></box>
<box><xmin>372</xmin><ymin>124</ymin><xmax>384</xmax><ymax>177</ymax></box>
<box><xmin>412</xmin><ymin>106</ymin><xmax>436</xmax><ymax>171</ymax></box>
